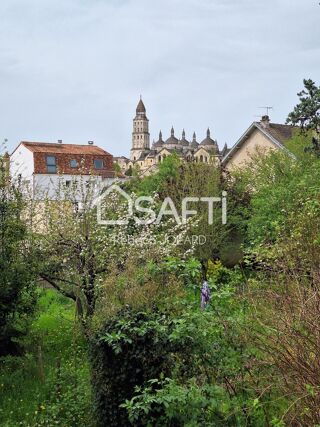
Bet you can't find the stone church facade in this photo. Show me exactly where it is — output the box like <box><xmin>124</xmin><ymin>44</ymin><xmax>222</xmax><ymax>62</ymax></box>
<box><xmin>115</xmin><ymin>98</ymin><xmax>228</xmax><ymax>175</ymax></box>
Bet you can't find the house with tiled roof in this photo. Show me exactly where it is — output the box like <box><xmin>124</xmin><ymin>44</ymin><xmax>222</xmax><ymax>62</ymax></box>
<box><xmin>10</xmin><ymin>140</ymin><xmax>116</xmax><ymax>198</ymax></box>
<box><xmin>222</xmin><ymin>115</ymin><xmax>297</xmax><ymax>170</ymax></box>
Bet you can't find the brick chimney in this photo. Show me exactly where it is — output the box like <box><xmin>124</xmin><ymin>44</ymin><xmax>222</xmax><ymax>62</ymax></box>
<box><xmin>260</xmin><ymin>115</ymin><xmax>270</xmax><ymax>128</ymax></box>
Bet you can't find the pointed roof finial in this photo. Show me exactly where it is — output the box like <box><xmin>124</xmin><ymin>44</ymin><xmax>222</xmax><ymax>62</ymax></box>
<box><xmin>192</xmin><ymin>132</ymin><xmax>196</xmax><ymax>142</ymax></box>
<box><xmin>159</xmin><ymin>130</ymin><xmax>163</xmax><ymax>140</ymax></box>
<box><xmin>207</xmin><ymin>128</ymin><xmax>210</xmax><ymax>138</ymax></box>
<box><xmin>136</xmin><ymin>97</ymin><xmax>146</xmax><ymax>114</ymax></box>
<box><xmin>171</xmin><ymin>126</ymin><xmax>174</xmax><ymax>136</ymax></box>
<box><xmin>182</xmin><ymin>129</ymin><xmax>185</xmax><ymax>139</ymax></box>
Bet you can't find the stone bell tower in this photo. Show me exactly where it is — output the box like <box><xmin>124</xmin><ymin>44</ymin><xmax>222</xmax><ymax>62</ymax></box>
<box><xmin>130</xmin><ymin>97</ymin><xmax>150</xmax><ymax>161</ymax></box>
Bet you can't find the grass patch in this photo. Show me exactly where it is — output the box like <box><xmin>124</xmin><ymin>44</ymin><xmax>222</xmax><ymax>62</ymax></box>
<box><xmin>0</xmin><ymin>289</ymin><xmax>92</xmax><ymax>427</ymax></box>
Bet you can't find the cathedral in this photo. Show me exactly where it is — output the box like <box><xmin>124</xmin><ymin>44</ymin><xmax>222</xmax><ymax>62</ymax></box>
<box><xmin>115</xmin><ymin>98</ymin><xmax>228</xmax><ymax>175</ymax></box>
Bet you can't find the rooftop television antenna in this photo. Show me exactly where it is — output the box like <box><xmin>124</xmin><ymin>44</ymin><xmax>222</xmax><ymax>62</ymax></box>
<box><xmin>259</xmin><ymin>106</ymin><xmax>273</xmax><ymax>116</ymax></box>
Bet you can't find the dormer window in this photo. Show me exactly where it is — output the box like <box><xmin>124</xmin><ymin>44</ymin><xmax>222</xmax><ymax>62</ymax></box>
<box><xmin>94</xmin><ymin>159</ymin><xmax>104</xmax><ymax>169</ymax></box>
<box><xmin>70</xmin><ymin>159</ymin><xmax>78</xmax><ymax>168</ymax></box>
<box><xmin>46</xmin><ymin>156</ymin><xmax>57</xmax><ymax>173</ymax></box>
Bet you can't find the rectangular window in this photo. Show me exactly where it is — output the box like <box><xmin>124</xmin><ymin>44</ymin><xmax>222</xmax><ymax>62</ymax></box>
<box><xmin>94</xmin><ymin>159</ymin><xmax>104</xmax><ymax>169</ymax></box>
<box><xmin>70</xmin><ymin>159</ymin><xmax>78</xmax><ymax>168</ymax></box>
<box><xmin>46</xmin><ymin>156</ymin><xmax>57</xmax><ymax>173</ymax></box>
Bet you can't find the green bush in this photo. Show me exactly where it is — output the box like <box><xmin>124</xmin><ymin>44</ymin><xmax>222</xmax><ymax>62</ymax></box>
<box><xmin>90</xmin><ymin>308</ymin><xmax>179</xmax><ymax>427</ymax></box>
<box><xmin>122</xmin><ymin>378</ymin><xmax>235</xmax><ymax>426</ymax></box>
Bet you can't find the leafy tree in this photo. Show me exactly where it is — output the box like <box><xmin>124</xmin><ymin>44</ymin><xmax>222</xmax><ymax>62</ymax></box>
<box><xmin>287</xmin><ymin>78</ymin><xmax>320</xmax><ymax>133</ymax></box>
<box><xmin>38</xmin><ymin>175</ymin><xmax>192</xmax><ymax>323</ymax></box>
<box><xmin>0</xmin><ymin>166</ymin><xmax>37</xmax><ymax>355</ymax></box>
<box><xmin>159</xmin><ymin>161</ymin><xmax>225</xmax><ymax>274</ymax></box>
<box><xmin>125</xmin><ymin>153</ymin><xmax>182</xmax><ymax>195</ymax></box>
<box><xmin>113</xmin><ymin>161</ymin><xmax>122</xmax><ymax>176</ymax></box>
<box><xmin>287</xmin><ymin>78</ymin><xmax>320</xmax><ymax>156</ymax></box>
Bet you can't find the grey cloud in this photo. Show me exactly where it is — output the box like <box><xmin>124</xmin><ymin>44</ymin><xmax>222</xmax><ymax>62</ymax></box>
<box><xmin>0</xmin><ymin>0</ymin><xmax>319</xmax><ymax>155</ymax></box>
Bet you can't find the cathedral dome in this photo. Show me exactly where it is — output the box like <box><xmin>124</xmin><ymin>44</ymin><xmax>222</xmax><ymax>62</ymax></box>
<box><xmin>189</xmin><ymin>132</ymin><xmax>199</xmax><ymax>149</ymax></box>
<box><xmin>152</xmin><ymin>130</ymin><xmax>165</xmax><ymax>151</ymax></box>
<box><xmin>200</xmin><ymin>128</ymin><xmax>218</xmax><ymax>151</ymax></box>
<box><xmin>164</xmin><ymin>127</ymin><xmax>179</xmax><ymax>146</ymax></box>
<box><xmin>180</xmin><ymin>129</ymin><xmax>189</xmax><ymax>146</ymax></box>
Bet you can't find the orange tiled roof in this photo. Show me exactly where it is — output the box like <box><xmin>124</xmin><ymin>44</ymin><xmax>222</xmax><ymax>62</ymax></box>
<box><xmin>21</xmin><ymin>141</ymin><xmax>111</xmax><ymax>156</ymax></box>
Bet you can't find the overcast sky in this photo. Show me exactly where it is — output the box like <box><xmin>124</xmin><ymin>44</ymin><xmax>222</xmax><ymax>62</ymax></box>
<box><xmin>1</xmin><ymin>0</ymin><xmax>319</xmax><ymax>156</ymax></box>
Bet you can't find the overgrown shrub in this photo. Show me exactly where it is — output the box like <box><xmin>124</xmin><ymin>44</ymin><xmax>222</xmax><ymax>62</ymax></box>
<box><xmin>90</xmin><ymin>308</ymin><xmax>178</xmax><ymax>427</ymax></box>
<box><xmin>122</xmin><ymin>378</ymin><xmax>237</xmax><ymax>426</ymax></box>
<box><xmin>90</xmin><ymin>277</ymin><xmax>275</xmax><ymax>427</ymax></box>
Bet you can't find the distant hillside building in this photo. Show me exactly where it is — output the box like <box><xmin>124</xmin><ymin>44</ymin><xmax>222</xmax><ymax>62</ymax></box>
<box><xmin>114</xmin><ymin>98</ymin><xmax>229</xmax><ymax>175</ymax></box>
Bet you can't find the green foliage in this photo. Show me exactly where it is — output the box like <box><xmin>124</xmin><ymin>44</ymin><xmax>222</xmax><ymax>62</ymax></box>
<box><xmin>32</xmin><ymin>355</ymin><xmax>92</xmax><ymax>427</ymax></box>
<box><xmin>124</xmin><ymin>165</ymin><xmax>133</xmax><ymax>176</ymax></box>
<box><xmin>0</xmin><ymin>290</ymin><xmax>92</xmax><ymax>427</ymax></box>
<box><xmin>153</xmin><ymin>257</ymin><xmax>202</xmax><ymax>288</ymax></box>
<box><xmin>237</xmin><ymin>134</ymin><xmax>320</xmax><ymax>425</ymax></box>
<box><xmin>241</xmin><ymin>143</ymin><xmax>320</xmax><ymax>255</ymax></box>
<box><xmin>122</xmin><ymin>378</ymin><xmax>237</xmax><ymax>426</ymax></box>
<box><xmin>0</xmin><ymin>181</ymin><xmax>38</xmax><ymax>355</ymax></box>
<box><xmin>125</xmin><ymin>153</ymin><xmax>182</xmax><ymax>195</ymax></box>
<box><xmin>91</xmin><ymin>278</ymin><xmax>274</xmax><ymax>427</ymax></box>
<box><xmin>90</xmin><ymin>308</ymin><xmax>178</xmax><ymax>427</ymax></box>
<box><xmin>287</xmin><ymin>78</ymin><xmax>320</xmax><ymax>135</ymax></box>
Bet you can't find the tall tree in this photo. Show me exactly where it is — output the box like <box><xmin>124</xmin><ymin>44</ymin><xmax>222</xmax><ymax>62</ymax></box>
<box><xmin>0</xmin><ymin>160</ymin><xmax>37</xmax><ymax>355</ymax></box>
<box><xmin>287</xmin><ymin>78</ymin><xmax>320</xmax><ymax>155</ymax></box>
<box><xmin>287</xmin><ymin>78</ymin><xmax>320</xmax><ymax>132</ymax></box>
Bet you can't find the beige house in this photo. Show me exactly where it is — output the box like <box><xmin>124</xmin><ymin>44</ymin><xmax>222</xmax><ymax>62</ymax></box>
<box><xmin>222</xmin><ymin>115</ymin><xmax>296</xmax><ymax>170</ymax></box>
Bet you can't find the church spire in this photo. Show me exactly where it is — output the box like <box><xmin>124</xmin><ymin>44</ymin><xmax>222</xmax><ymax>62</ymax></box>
<box><xmin>159</xmin><ymin>130</ymin><xmax>163</xmax><ymax>141</ymax></box>
<box><xmin>136</xmin><ymin>97</ymin><xmax>146</xmax><ymax>114</ymax></box>
<box><xmin>207</xmin><ymin>128</ymin><xmax>210</xmax><ymax>138</ymax></box>
<box><xmin>182</xmin><ymin>129</ymin><xmax>186</xmax><ymax>139</ymax></box>
<box><xmin>171</xmin><ymin>126</ymin><xmax>174</xmax><ymax>137</ymax></box>
<box><xmin>192</xmin><ymin>132</ymin><xmax>196</xmax><ymax>142</ymax></box>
